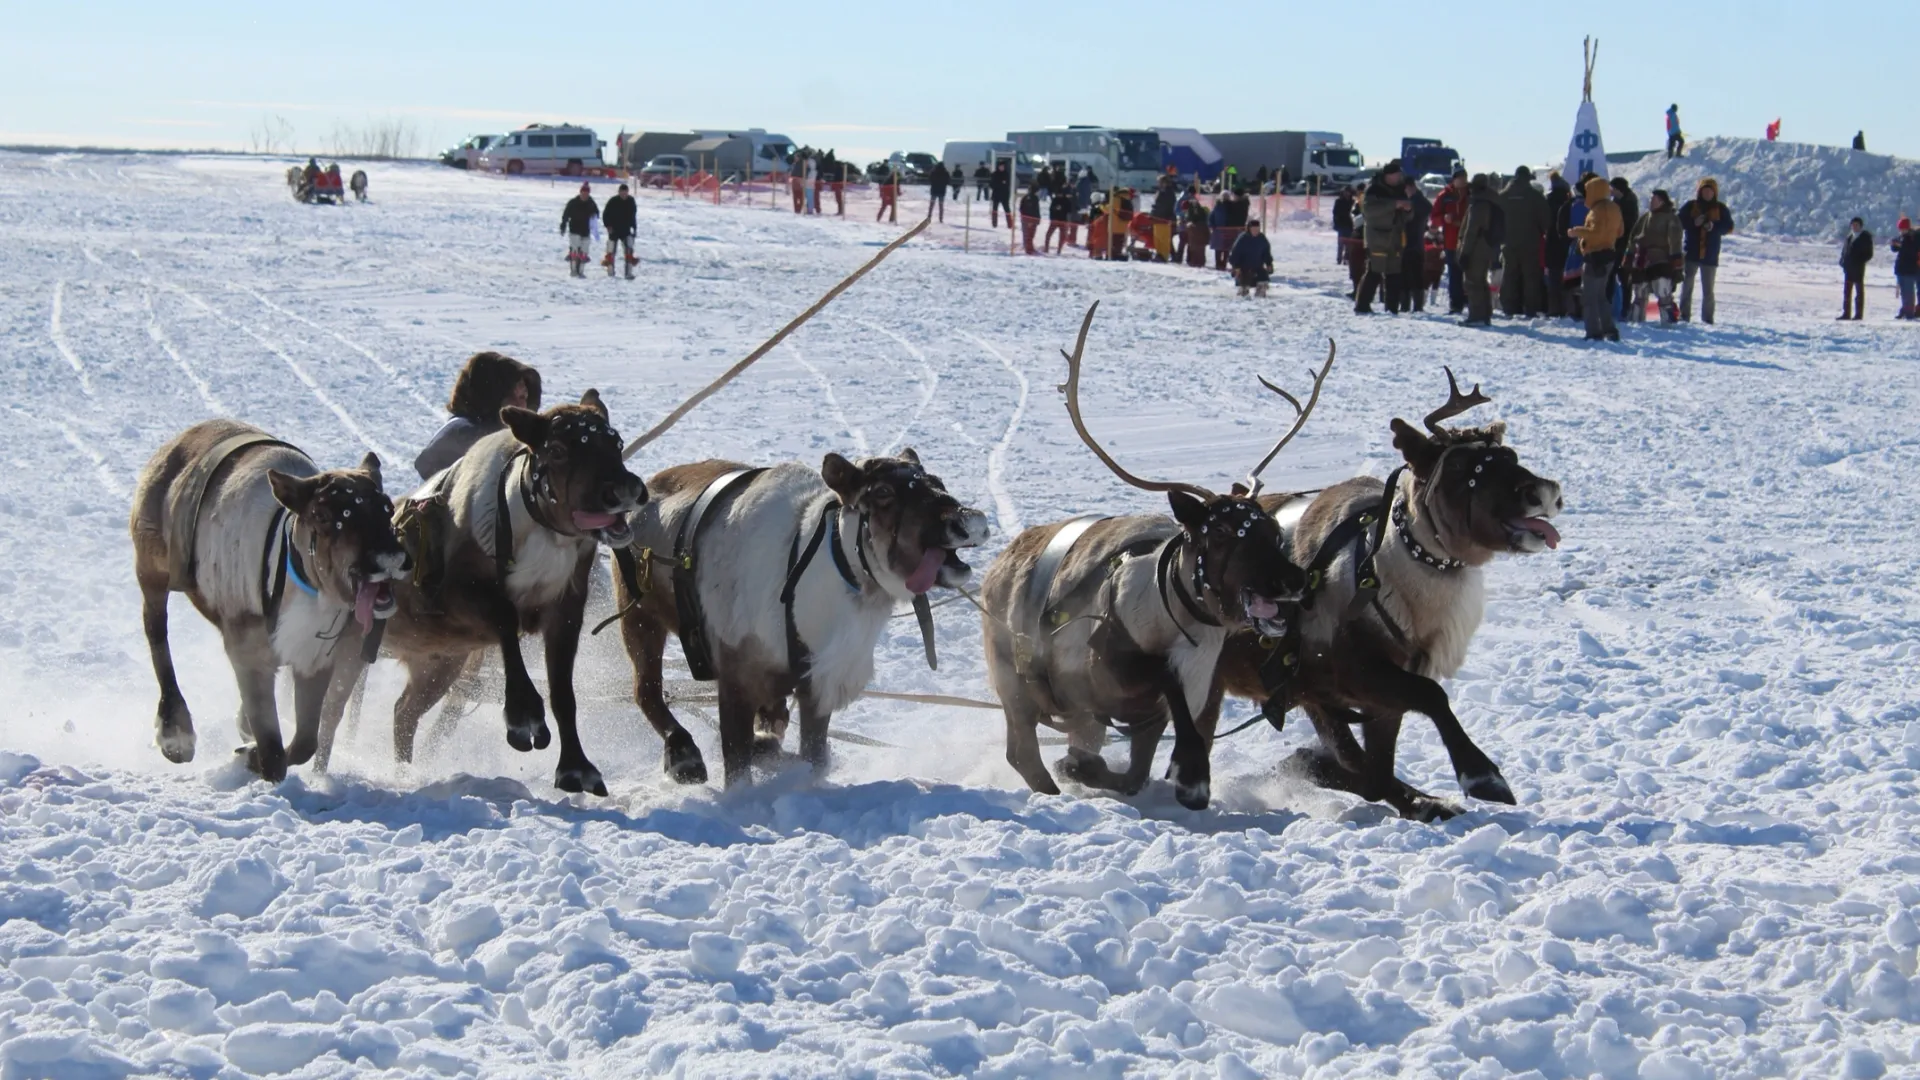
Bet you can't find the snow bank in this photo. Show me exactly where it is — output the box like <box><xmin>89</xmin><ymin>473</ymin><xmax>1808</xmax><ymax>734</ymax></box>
<box><xmin>1618</xmin><ymin>136</ymin><xmax>1920</xmax><ymax>239</ymax></box>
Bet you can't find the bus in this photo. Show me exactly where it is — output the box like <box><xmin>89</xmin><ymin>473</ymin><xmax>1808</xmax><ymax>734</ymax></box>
<box><xmin>1005</xmin><ymin>127</ymin><xmax>1162</xmax><ymax>192</ymax></box>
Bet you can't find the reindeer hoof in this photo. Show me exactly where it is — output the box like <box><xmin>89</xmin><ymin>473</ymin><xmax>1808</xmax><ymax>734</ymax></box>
<box><xmin>1406</xmin><ymin>796</ymin><xmax>1462</xmax><ymax>823</ymax></box>
<box><xmin>1173</xmin><ymin>778</ymin><xmax>1210</xmax><ymax>811</ymax></box>
<box><xmin>665</xmin><ymin>736</ymin><xmax>708</xmax><ymax>785</ymax></box>
<box><xmin>555</xmin><ymin>761</ymin><xmax>608</xmax><ymax>797</ymax></box>
<box><xmin>1459</xmin><ymin>767</ymin><xmax>1516</xmax><ymax>805</ymax></box>
<box><xmin>285</xmin><ymin>735</ymin><xmax>317</xmax><ymax>767</ymax></box>
<box><xmin>505</xmin><ymin>718</ymin><xmax>551</xmax><ymax>753</ymax></box>
<box><xmin>1056</xmin><ymin>750</ymin><xmax>1107</xmax><ymax>787</ymax></box>
<box><xmin>157</xmin><ymin>727</ymin><xmax>196</xmax><ymax>764</ymax></box>
<box><xmin>244</xmin><ymin>743</ymin><xmax>288</xmax><ymax>783</ymax></box>
<box><xmin>750</xmin><ymin>734</ymin><xmax>784</xmax><ymax>762</ymax></box>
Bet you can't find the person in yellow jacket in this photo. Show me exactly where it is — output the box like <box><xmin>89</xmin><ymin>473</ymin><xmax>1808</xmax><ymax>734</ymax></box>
<box><xmin>1568</xmin><ymin>175</ymin><xmax>1624</xmax><ymax>341</ymax></box>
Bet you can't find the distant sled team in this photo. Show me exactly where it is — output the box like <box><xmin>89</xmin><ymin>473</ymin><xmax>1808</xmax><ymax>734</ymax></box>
<box><xmin>131</xmin><ymin>304</ymin><xmax>1563</xmax><ymax>821</ymax></box>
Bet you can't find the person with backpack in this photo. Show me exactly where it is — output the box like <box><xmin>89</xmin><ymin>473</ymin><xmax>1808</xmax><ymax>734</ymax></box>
<box><xmin>1456</xmin><ymin>174</ymin><xmax>1503</xmax><ymax>326</ymax></box>
<box><xmin>1840</xmin><ymin>217</ymin><xmax>1874</xmax><ymax>320</ymax></box>
<box><xmin>559</xmin><ymin>183</ymin><xmax>598</xmax><ymax>278</ymax></box>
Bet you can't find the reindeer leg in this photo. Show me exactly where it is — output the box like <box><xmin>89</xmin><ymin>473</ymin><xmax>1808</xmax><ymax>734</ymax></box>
<box><xmin>1056</xmin><ymin>713</ymin><xmax>1113</xmax><ymax>789</ymax></box>
<box><xmin>222</xmin><ymin>625</ymin><xmax>285</xmax><ymax>782</ymax></box>
<box><xmin>1161</xmin><ymin>678</ymin><xmax>1212</xmax><ymax>811</ymax></box>
<box><xmin>544</xmin><ymin>560</ymin><xmax>605</xmax><ymax>796</ymax></box>
<box><xmin>490</xmin><ymin>592</ymin><xmax>549</xmax><ymax>753</ymax></box>
<box><xmin>284</xmin><ymin>667</ymin><xmax>333</xmax><ymax>768</ymax></box>
<box><xmin>312</xmin><ymin>654</ymin><xmax>368</xmax><ymax>773</ymax></box>
<box><xmin>620</xmin><ymin>611</ymin><xmax>706</xmax><ymax>784</ymax></box>
<box><xmin>1363</xmin><ymin>665</ymin><xmax>1512</xmax><ymax>805</ymax></box>
<box><xmin>1114</xmin><ymin>718</ymin><xmax>1167</xmax><ymax>796</ymax></box>
<box><xmin>140</xmin><ymin>579</ymin><xmax>195</xmax><ymax>764</ymax></box>
<box><xmin>392</xmin><ymin>653</ymin><xmax>464</xmax><ymax>765</ymax></box>
<box><xmin>1296</xmin><ymin>704</ymin><xmax>1469</xmax><ymax>819</ymax></box>
<box><xmin>715</xmin><ymin>675</ymin><xmax>755</xmax><ymax>787</ymax></box>
<box><xmin>797</xmin><ymin>691</ymin><xmax>831</xmax><ymax>776</ymax></box>
<box><xmin>753</xmin><ymin>703</ymin><xmax>791</xmax><ymax>761</ymax></box>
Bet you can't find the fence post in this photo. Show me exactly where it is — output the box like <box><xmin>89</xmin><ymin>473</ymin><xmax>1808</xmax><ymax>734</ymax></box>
<box><xmin>964</xmin><ymin>192</ymin><xmax>970</xmax><ymax>253</ymax></box>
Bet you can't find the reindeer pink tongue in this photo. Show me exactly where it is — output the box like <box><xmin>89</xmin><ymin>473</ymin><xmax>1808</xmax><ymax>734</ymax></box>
<box><xmin>906</xmin><ymin>548</ymin><xmax>947</xmax><ymax>595</ymax></box>
<box><xmin>1246</xmin><ymin>594</ymin><xmax>1281</xmax><ymax>621</ymax></box>
<box><xmin>1513</xmin><ymin>517</ymin><xmax>1562</xmax><ymax>549</ymax></box>
<box><xmin>572</xmin><ymin>511</ymin><xmax>619</xmax><ymax>531</ymax></box>
<box><xmin>354</xmin><ymin>582</ymin><xmax>378</xmax><ymax>633</ymax></box>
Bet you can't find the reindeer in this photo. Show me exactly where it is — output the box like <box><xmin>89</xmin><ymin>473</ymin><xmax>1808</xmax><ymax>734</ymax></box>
<box><xmin>1215</xmin><ymin>370</ymin><xmax>1563</xmax><ymax>821</ymax></box>
<box><xmin>130</xmin><ymin>421</ymin><xmax>409</xmax><ymax>781</ymax></box>
<box><xmin>613</xmin><ymin>450</ymin><xmax>989</xmax><ymax>786</ymax></box>
<box><xmin>313</xmin><ymin>390</ymin><xmax>648</xmax><ymax>796</ymax></box>
<box><xmin>979</xmin><ymin>304</ymin><xmax>1320</xmax><ymax>810</ymax></box>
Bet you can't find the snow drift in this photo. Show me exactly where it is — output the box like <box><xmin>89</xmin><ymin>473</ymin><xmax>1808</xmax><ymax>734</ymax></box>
<box><xmin>1618</xmin><ymin>135</ymin><xmax>1920</xmax><ymax>240</ymax></box>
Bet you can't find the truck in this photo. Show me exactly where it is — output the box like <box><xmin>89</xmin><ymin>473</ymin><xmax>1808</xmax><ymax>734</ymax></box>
<box><xmin>1204</xmin><ymin>131</ymin><xmax>1368</xmax><ymax>192</ymax></box>
<box><xmin>1399</xmin><ymin>138</ymin><xmax>1463</xmax><ymax>184</ymax></box>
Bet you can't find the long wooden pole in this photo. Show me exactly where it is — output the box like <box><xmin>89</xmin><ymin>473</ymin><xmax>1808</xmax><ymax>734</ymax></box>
<box><xmin>622</xmin><ymin>217</ymin><xmax>931</xmax><ymax>459</ymax></box>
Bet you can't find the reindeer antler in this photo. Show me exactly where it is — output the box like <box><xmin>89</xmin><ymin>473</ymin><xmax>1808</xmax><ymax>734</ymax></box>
<box><xmin>1246</xmin><ymin>339</ymin><xmax>1336</xmax><ymax>495</ymax></box>
<box><xmin>1059</xmin><ymin>302</ymin><xmax>1212</xmax><ymax>500</ymax></box>
<box><xmin>1423</xmin><ymin>366</ymin><xmax>1493</xmax><ymax>435</ymax></box>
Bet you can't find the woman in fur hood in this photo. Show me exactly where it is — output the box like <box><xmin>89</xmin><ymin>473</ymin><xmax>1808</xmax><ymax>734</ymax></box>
<box><xmin>413</xmin><ymin>351</ymin><xmax>543</xmax><ymax>480</ymax></box>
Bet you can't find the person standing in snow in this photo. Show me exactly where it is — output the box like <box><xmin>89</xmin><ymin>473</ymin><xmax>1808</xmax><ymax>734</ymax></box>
<box><xmin>602</xmin><ymin>183</ymin><xmax>637</xmax><ymax>279</ymax></box>
<box><xmin>1018</xmin><ymin>185</ymin><xmax>1043</xmax><ymax>255</ymax></box>
<box><xmin>1181</xmin><ymin>194</ymin><xmax>1210</xmax><ymax>267</ymax></box>
<box><xmin>1665</xmin><ymin>105</ymin><xmax>1685</xmax><ymax>158</ymax></box>
<box><xmin>1853</xmin><ymin>131</ymin><xmax>1867</xmax><ymax>151</ymax></box>
<box><xmin>1894</xmin><ymin>217</ymin><xmax>1920</xmax><ymax>320</ymax></box>
<box><xmin>1150</xmin><ymin>175</ymin><xmax>1178</xmax><ymax>262</ymax></box>
<box><xmin>928</xmin><ymin>161</ymin><xmax>950</xmax><ymax>223</ymax></box>
<box><xmin>1678</xmin><ymin>178</ymin><xmax>1735</xmax><ymax>323</ymax></box>
<box><xmin>1544</xmin><ymin>172</ymin><xmax>1574</xmax><ymax>316</ymax></box>
<box><xmin>1499</xmin><ymin>166</ymin><xmax>1549</xmax><ymax>317</ymax></box>
<box><xmin>1431</xmin><ymin>170</ymin><xmax>1470</xmax><ymax>315</ymax></box>
<box><xmin>560</xmin><ymin>183</ymin><xmax>598</xmax><ymax>278</ymax></box>
<box><xmin>989</xmin><ymin>161</ymin><xmax>1012</xmax><ymax>228</ymax></box>
<box><xmin>1045</xmin><ymin>185</ymin><xmax>1077</xmax><ymax>253</ymax></box>
<box><xmin>1569</xmin><ymin>175</ymin><xmax>1624</xmax><ymax>341</ymax></box>
<box><xmin>1332</xmin><ymin>185</ymin><xmax>1357</xmax><ymax>264</ymax></box>
<box><xmin>1840</xmin><ymin>217</ymin><xmax>1874</xmax><ymax>320</ymax></box>
<box><xmin>1398</xmin><ymin>177</ymin><xmax>1433</xmax><ymax>313</ymax></box>
<box><xmin>876</xmin><ymin>165</ymin><xmax>901</xmax><ymax>224</ymax></box>
<box><xmin>1627</xmin><ymin>189</ymin><xmax>1683</xmax><ymax>324</ymax></box>
<box><xmin>1356</xmin><ymin>161</ymin><xmax>1410</xmax><ymax>314</ymax></box>
<box><xmin>804</xmin><ymin>154</ymin><xmax>820</xmax><ymax>215</ymax></box>
<box><xmin>1456</xmin><ymin>174</ymin><xmax>1503</xmax><ymax>326</ymax></box>
<box><xmin>974</xmin><ymin>163</ymin><xmax>991</xmax><ymax>201</ymax></box>
<box><xmin>1228</xmin><ymin>219</ymin><xmax>1274</xmax><ymax>297</ymax></box>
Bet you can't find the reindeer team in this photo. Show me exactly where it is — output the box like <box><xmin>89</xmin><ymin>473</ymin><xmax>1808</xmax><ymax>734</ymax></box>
<box><xmin>131</xmin><ymin>295</ymin><xmax>1562</xmax><ymax>822</ymax></box>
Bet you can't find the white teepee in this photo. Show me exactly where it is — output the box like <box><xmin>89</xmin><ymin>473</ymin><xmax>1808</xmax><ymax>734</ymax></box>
<box><xmin>1562</xmin><ymin>38</ymin><xmax>1609</xmax><ymax>181</ymax></box>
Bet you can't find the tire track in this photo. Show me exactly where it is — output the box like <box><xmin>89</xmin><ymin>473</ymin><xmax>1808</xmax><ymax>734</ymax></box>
<box><xmin>236</xmin><ymin>287</ymin><xmax>441</xmax><ymax>418</ymax></box>
<box><xmin>788</xmin><ymin>343</ymin><xmax>869</xmax><ymax>457</ymax></box>
<box><xmin>164</xmin><ymin>285</ymin><xmax>396</xmax><ymax>461</ymax></box>
<box><xmin>8</xmin><ymin>406</ymin><xmax>125</xmax><ymax>498</ymax></box>
<box><xmin>959</xmin><ymin>332</ymin><xmax>1028</xmax><ymax>537</ymax></box>
<box><xmin>859</xmin><ymin>320</ymin><xmax>938</xmax><ymax>456</ymax></box>
<box><xmin>49</xmin><ymin>281</ymin><xmax>94</xmax><ymax>395</ymax></box>
<box><xmin>143</xmin><ymin>288</ymin><xmax>226</xmax><ymax>415</ymax></box>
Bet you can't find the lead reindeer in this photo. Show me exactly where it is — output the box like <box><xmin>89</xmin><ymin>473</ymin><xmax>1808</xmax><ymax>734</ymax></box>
<box><xmin>614</xmin><ymin>449</ymin><xmax>989</xmax><ymax>786</ymax></box>
<box><xmin>979</xmin><ymin>304</ymin><xmax>1318</xmax><ymax>810</ymax></box>
<box><xmin>1216</xmin><ymin>369</ymin><xmax>1564</xmax><ymax>820</ymax></box>
<box><xmin>130</xmin><ymin>420</ymin><xmax>409</xmax><ymax>781</ymax></box>
<box><xmin>314</xmin><ymin>390</ymin><xmax>648</xmax><ymax>796</ymax></box>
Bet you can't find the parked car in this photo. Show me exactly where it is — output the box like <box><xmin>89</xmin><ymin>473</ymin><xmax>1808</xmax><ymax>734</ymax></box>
<box><xmin>477</xmin><ymin>124</ymin><xmax>605</xmax><ymax>176</ymax></box>
<box><xmin>439</xmin><ymin>134</ymin><xmax>500</xmax><ymax>169</ymax></box>
<box><xmin>638</xmin><ymin>154</ymin><xmax>692</xmax><ymax>187</ymax></box>
<box><xmin>864</xmin><ymin>157</ymin><xmax>924</xmax><ymax>184</ymax></box>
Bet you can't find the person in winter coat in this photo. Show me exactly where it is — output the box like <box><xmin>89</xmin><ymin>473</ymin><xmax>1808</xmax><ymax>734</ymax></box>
<box><xmin>1853</xmin><ymin>131</ymin><xmax>1867</xmax><ymax>151</ymax></box>
<box><xmin>1499</xmin><ymin>166</ymin><xmax>1548</xmax><ymax>316</ymax></box>
<box><xmin>877</xmin><ymin>166</ymin><xmax>901</xmax><ymax>224</ymax></box>
<box><xmin>1679</xmin><ymin>178</ymin><xmax>1736</xmax><ymax>323</ymax></box>
<box><xmin>990</xmin><ymin>162</ymin><xmax>1012</xmax><ymax>228</ymax></box>
<box><xmin>1148</xmin><ymin>176</ymin><xmax>1179</xmax><ymax>262</ymax></box>
<box><xmin>1543</xmin><ymin>172</ymin><xmax>1574</xmax><ymax>315</ymax></box>
<box><xmin>974</xmin><ymin>164</ymin><xmax>991</xmax><ymax>200</ymax></box>
<box><xmin>1894</xmin><ymin>217</ymin><xmax>1920</xmax><ymax>319</ymax></box>
<box><xmin>1626</xmin><ymin>189</ymin><xmax>1683</xmax><ymax>324</ymax></box>
<box><xmin>1356</xmin><ymin>161</ymin><xmax>1411</xmax><ymax>314</ymax></box>
<box><xmin>1397</xmin><ymin>180</ymin><xmax>1433</xmax><ymax>313</ymax></box>
<box><xmin>1181</xmin><ymin>197</ymin><xmax>1210</xmax><ymax>268</ymax></box>
<box><xmin>601</xmin><ymin>183</ymin><xmax>638</xmax><ymax>279</ymax></box>
<box><xmin>1569</xmin><ymin>175</ymin><xmax>1624</xmax><ymax>341</ymax></box>
<box><xmin>414</xmin><ymin>352</ymin><xmax>543</xmax><ymax>480</ymax></box>
<box><xmin>1229</xmin><ymin>219</ymin><xmax>1274</xmax><ymax>297</ymax></box>
<box><xmin>560</xmin><ymin>183</ymin><xmax>598</xmax><ymax>278</ymax></box>
<box><xmin>1609</xmin><ymin>176</ymin><xmax>1639</xmax><ymax>316</ymax></box>
<box><xmin>1840</xmin><ymin>217</ymin><xmax>1875</xmax><ymax>320</ymax></box>
<box><xmin>928</xmin><ymin>162</ymin><xmax>951</xmax><ymax>222</ymax></box>
<box><xmin>789</xmin><ymin>156</ymin><xmax>807</xmax><ymax>214</ymax></box>
<box><xmin>1211</xmin><ymin>189</ymin><xmax>1248</xmax><ymax>271</ymax></box>
<box><xmin>1018</xmin><ymin>186</ymin><xmax>1043</xmax><ymax>255</ymax></box>
<box><xmin>1665</xmin><ymin>105</ymin><xmax>1684</xmax><ymax>159</ymax></box>
<box><xmin>1074</xmin><ymin>168</ymin><xmax>1096</xmax><ymax>220</ymax></box>
<box><xmin>1332</xmin><ymin>186</ymin><xmax>1357</xmax><ymax>264</ymax></box>
<box><xmin>1045</xmin><ymin>186</ymin><xmax>1077</xmax><ymax>253</ymax></box>
<box><xmin>1430</xmin><ymin>170</ymin><xmax>1470</xmax><ymax>314</ymax></box>
<box><xmin>1456</xmin><ymin>174</ymin><xmax>1502</xmax><ymax>325</ymax></box>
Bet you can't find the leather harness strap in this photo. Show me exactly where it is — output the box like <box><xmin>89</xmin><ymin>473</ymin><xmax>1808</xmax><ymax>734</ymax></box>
<box><xmin>171</xmin><ymin>431</ymin><xmax>300</xmax><ymax>592</ymax></box>
<box><xmin>672</xmin><ymin>468</ymin><xmax>768</xmax><ymax>681</ymax></box>
<box><xmin>1013</xmin><ymin>514</ymin><xmax>1104</xmax><ymax>680</ymax></box>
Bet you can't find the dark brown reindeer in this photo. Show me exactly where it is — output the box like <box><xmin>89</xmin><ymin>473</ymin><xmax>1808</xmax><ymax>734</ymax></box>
<box><xmin>1216</xmin><ymin>370</ymin><xmax>1564</xmax><ymax>820</ymax></box>
<box><xmin>614</xmin><ymin>449</ymin><xmax>989</xmax><ymax>786</ymax></box>
<box><xmin>313</xmin><ymin>390</ymin><xmax>648</xmax><ymax>796</ymax></box>
<box><xmin>979</xmin><ymin>304</ymin><xmax>1321</xmax><ymax>810</ymax></box>
<box><xmin>130</xmin><ymin>420</ymin><xmax>409</xmax><ymax>781</ymax></box>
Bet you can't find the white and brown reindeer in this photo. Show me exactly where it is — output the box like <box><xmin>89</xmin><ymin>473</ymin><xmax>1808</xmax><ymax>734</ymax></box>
<box><xmin>313</xmin><ymin>390</ymin><xmax>648</xmax><ymax>796</ymax></box>
<box><xmin>613</xmin><ymin>449</ymin><xmax>989</xmax><ymax>787</ymax></box>
<box><xmin>979</xmin><ymin>305</ymin><xmax>1320</xmax><ymax>810</ymax></box>
<box><xmin>1215</xmin><ymin>369</ymin><xmax>1564</xmax><ymax>820</ymax></box>
<box><xmin>131</xmin><ymin>420</ymin><xmax>409</xmax><ymax>781</ymax></box>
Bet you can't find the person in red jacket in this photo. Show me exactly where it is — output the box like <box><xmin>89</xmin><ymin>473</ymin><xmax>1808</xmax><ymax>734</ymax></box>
<box><xmin>1429</xmin><ymin>169</ymin><xmax>1470</xmax><ymax>315</ymax></box>
<box><xmin>876</xmin><ymin>166</ymin><xmax>900</xmax><ymax>224</ymax></box>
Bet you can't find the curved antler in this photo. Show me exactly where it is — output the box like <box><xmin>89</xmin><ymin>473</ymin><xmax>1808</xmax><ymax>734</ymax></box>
<box><xmin>1246</xmin><ymin>338</ymin><xmax>1336</xmax><ymax>495</ymax></box>
<box><xmin>1059</xmin><ymin>302</ymin><xmax>1212</xmax><ymax>500</ymax></box>
<box><xmin>1423</xmin><ymin>366</ymin><xmax>1492</xmax><ymax>435</ymax></box>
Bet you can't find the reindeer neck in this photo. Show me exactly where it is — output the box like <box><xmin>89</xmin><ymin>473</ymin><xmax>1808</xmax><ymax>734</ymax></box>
<box><xmin>1111</xmin><ymin>534</ymin><xmax>1224</xmax><ymax>655</ymax></box>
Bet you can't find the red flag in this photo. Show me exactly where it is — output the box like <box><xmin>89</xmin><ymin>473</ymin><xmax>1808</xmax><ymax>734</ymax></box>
<box><xmin>1765</xmin><ymin>119</ymin><xmax>1781</xmax><ymax>141</ymax></box>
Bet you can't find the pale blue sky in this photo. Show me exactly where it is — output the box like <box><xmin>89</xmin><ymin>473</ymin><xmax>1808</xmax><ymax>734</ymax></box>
<box><xmin>4</xmin><ymin>1</ymin><xmax>1909</xmax><ymax>168</ymax></box>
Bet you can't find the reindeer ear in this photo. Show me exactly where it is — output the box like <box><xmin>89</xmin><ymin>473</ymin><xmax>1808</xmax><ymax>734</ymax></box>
<box><xmin>358</xmin><ymin>452</ymin><xmax>383</xmax><ymax>488</ymax></box>
<box><xmin>1229</xmin><ymin>482</ymin><xmax>1249</xmax><ymax>497</ymax></box>
<box><xmin>897</xmin><ymin>446</ymin><xmax>922</xmax><ymax>468</ymax></box>
<box><xmin>1484</xmin><ymin>420</ymin><xmax>1508</xmax><ymax>444</ymax></box>
<box><xmin>501</xmin><ymin>406</ymin><xmax>548</xmax><ymax>447</ymax></box>
<box><xmin>268</xmin><ymin>470</ymin><xmax>320</xmax><ymax>515</ymax></box>
<box><xmin>579</xmin><ymin>388</ymin><xmax>609</xmax><ymax>419</ymax></box>
<box><xmin>821</xmin><ymin>453</ymin><xmax>863</xmax><ymax>501</ymax></box>
<box><xmin>1168</xmin><ymin>491</ymin><xmax>1208</xmax><ymax>531</ymax></box>
<box><xmin>1390</xmin><ymin>419</ymin><xmax>1443</xmax><ymax>478</ymax></box>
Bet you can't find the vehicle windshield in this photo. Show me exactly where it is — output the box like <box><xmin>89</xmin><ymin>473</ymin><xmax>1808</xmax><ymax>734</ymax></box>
<box><xmin>1115</xmin><ymin>132</ymin><xmax>1159</xmax><ymax>172</ymax></box>
<box><xmin>1320</xmin><ymin>148</ymin><xmax>1363</xmax><ymax>169</ymax></box>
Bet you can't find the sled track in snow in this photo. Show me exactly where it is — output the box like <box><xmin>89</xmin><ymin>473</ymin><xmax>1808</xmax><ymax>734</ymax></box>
<box><xmin>48</xmin><ymin>281</ymin><xmax>93</xmax><ymax>396</ymax></box>
<box><xmin>164</xmin><ymin>285</ymin><xmax>395</xmax><ymax>462</ymax></box>
<box><xmin>787</xmin><ymin>343</ymin><xmax>869</xmax><ymax>457</ymax></box>
<box><xmin>236</xmin><ymin>287</ymin><xmax>441</xmax><ymax>419</ymax></box>
<box><xmin>858</xmin><ymin>320</ymin><xmax>938</xmax><ymax>456</ymax></box>
<box><xmin>959</xmin><ymin>331</ymin><xmax>1028</xmax><ymax>538</ymax></box>
<box><xmin>143</xmin><ymin>288</ymin><xmax>225</xmax><ymax>415</ymax></box>
<box><xmin>9</xmin><ymin>406</ymin><xmax>124</xmax><ymax>497</ymax></box>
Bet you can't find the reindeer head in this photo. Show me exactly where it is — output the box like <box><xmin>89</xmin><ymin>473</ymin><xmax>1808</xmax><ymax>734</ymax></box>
<box><xmin>1389</xmin><ymin>369</ymin><xmax>1563</xmax><ymax>561</ymax></box>
<box><xmin>1061</xmin><ymin>303</ymin><xmax>1324</xmax><ymax>638</ymax></box>
<box><xmin>822</xmin><ymin>448</ymin><xmax>990</xmax><ymax>601</ymax></box>
<box><xmin>268</xmin><ymin>453</ymin><xmax>410</xmax><ymax>630</ymax></box>
<box><xmin>502</xmin><ymin>389</ymin><xmax>649</xmax><ymax>547</ymax></box>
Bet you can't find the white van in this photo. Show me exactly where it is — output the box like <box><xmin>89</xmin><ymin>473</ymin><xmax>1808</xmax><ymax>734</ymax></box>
<box><xmin>692</xmin><ymin>129</ymin><xmax>795</xmax><ymax>178</ymax></box>
<box><xmin>478</xmin><ymin>125</ymin><xmax>606</xmax><ymax>176</ymax></box>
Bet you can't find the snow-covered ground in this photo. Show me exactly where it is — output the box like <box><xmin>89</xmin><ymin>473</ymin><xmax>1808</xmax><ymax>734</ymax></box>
<box><xmin>1616</xmin><ymin>136</ymin><xmax>1920</xmax><ymax>241</ymax></box>
<box><xmin>3</xmin><ymin>151</ymin><xmax>1919</xmax><ymax>1079</ymax></box>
